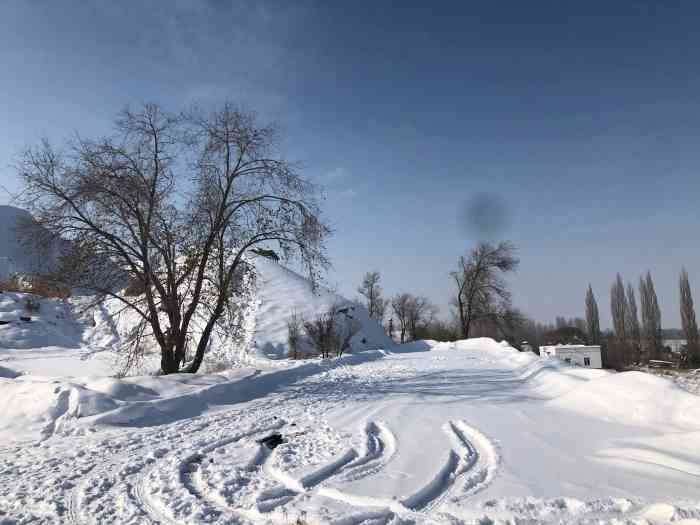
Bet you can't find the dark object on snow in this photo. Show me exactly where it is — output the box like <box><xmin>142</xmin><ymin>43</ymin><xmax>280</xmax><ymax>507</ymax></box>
<box><xmin>0</xmin><ymin>320</ymin><xmax>9</xmax><ymax>325</ymax></box>
<box><xmin>251</xmin><ymin>248</ymin><xmax>280</xmax><ymax>262</ymax></box>
<box><xmin>257</xmin><ymin>433</ymin><xmax>285</xmax><ymax>450</ymax></box>
<box><xmin>185</xmin><ymin>453</ymin><xmax>204</xmax><ymax>472</ymax></box>
<box><xmin>19</xmin><ymin>316</ymin><xmax>31</xmax><ymax>322</ymax></box>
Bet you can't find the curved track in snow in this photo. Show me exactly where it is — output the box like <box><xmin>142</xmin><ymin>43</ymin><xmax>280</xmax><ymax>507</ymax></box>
<box><xmin>315</xmin><ymin>419</ymin><xmax>499</xmax><ymax>522</ymax></box>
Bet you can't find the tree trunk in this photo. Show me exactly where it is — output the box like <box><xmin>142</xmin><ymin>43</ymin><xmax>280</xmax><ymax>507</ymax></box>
<box><xmin>160</xmin><ymin>345</ymin><xmax>180</xmax><ymax>374</ymax></box>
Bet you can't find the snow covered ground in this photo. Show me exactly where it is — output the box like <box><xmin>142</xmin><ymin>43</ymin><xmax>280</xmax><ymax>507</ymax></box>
<box><xmin>2</xmin><ymin>337</ymin><xmax>700</xmax><ymax>524</ymax></box>
<box><xmin>1</xmin><ymin>210</ymin><xmax>700</xmax><ymax>523</ymax></box>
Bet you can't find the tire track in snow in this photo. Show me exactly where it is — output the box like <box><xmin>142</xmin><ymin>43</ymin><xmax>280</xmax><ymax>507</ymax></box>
<box><xmin>317</xmin><ymin>419</ymin><xmax>499</xmax><ymax>521</ymax></box>
<box><xmin>132</xmin><ymin>421</ymin><xmax>283</xmax><ymax>524</ymax></box>
<box><xmin>172</xmin><ymin>419</ymin><xmax>396</xmax><ymax>519</ymax></box>
<box><xmin>257</xmin><ymin>420</ymin><xmax>396</xmax><ymax>515</ymax></box>
<box><xmin>338</xmin><ymin>421</ymin><xmax>397</xmax><ymax>483</ymax></box>
<box><xmin>404</xmin><ymin>420</ymin><xmax>498</xmax><ymax>512</ymax></box>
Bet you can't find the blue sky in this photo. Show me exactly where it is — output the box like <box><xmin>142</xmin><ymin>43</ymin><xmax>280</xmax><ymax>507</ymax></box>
<box><xmin>2</xmin><ymin>1</ymin><xmax>700</xmax><ymax>328</ymax></box>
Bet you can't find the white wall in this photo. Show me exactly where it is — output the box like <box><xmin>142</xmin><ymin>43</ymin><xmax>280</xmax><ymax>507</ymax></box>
<box><xmin>539</xmin><ymin>345</ymin><xmax>602</xmax><ymax>369</ymax></box>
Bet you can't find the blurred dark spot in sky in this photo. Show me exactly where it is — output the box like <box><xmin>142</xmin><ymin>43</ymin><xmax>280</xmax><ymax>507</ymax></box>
<box><xmin>462</xmin><ymin>192</ymin><xmax>510</xmax><ymax>240</ymax></box>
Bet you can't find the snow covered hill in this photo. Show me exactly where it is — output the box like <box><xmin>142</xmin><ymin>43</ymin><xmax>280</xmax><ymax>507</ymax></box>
<box><xmin>0</xmin><ymin>205</ymin><xmax>65</xmax><ymax>279</ymax></box>
<box><xmin>0</xmin><ymin>205</ymin><xmax>38</xmax><ymax>278</ymax></box>
<box><xmin>249</xmin><ymin>256</ymin><xmax>392</xmax><ymax>360</ymax></box>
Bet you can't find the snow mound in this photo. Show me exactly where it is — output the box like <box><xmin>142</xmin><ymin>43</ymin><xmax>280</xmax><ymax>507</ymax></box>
<box><xmin>0</xmin><ymin>205</ymin><xmax>36</xmax><ymax>279</ymax></box>
<box><xmin>0</xmin><ymin>365</ymin><xmax>21</xmax><ymax>378</ymax></box>
<box><xmin>0</xmin><ymin>292</ymin><xmax>82</xmax><ymax>349</ymax></box>
<box><xmin>0</xmin><ymin>379</ymin><xmax>119</xmax><ymax>442</ymax></box>
<box><xmin>250</xmin><ymin>257</ymin><xmax>392</xmax><ymax>359</ymax></box>
<box><xmin>549</xmin><ymin>370</ymin><xmax>700</xmax><ymax>429</ymax></box>
<box><xmin>0</xmin><ymin>205</ymin><xmax>63</xmax><ymax>278</ymax></box>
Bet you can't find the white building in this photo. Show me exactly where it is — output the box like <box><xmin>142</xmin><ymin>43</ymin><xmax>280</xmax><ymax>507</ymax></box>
<box><xmin>663</xmin><ymin>339</ymin><xmax>687</xmax><ymax>354</ymax></box>
<box><xmin>539</xmin><ymin>344</ymin><xmax>602</xmax><ymax>369</ymax></box>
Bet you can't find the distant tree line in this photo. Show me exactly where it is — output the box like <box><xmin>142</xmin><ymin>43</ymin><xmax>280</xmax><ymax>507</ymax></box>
<box><xmin>355</xmin><ymin>241</ymin><xmax>524</xmax><ymax>345</ymax></box>
<box><xmin>354</xmin><ymin>242</ymin><xmax>700</xmax><ymax>371</ymax></box>
<box><xmin>579</xmin><ymin>269</ymin><xmax>699</xmax><ymax>369</ymax></box>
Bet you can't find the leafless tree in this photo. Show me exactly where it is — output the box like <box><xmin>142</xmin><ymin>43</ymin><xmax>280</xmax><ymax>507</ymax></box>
<box><xmin>679</xmin><ymin>268</ymin><xmax>699</xmax><ymax>365</ymax></box>
<box><xmin>639</xmin><ymin>271</ymin><xmax>662</xmax><ymax>362</ymax></box>
<box><xmin>391</xmin><ymin>293</ymin><xmax>412</xmax><ymax>343</ymax></box>
<box><xmin>626</xmin><ymin>282</ymin><xmax>641</xmax><ymax>362</ymax></box>
<box><xmin>609</xmin><ymin>274</ymin><xmax>628</xmax><ymax>367</ymax></box>
<box><xmin>390</xmin><ymin>293</ymin><xmax>435</xmax><ymax>343</ymax></box>
<box><xmin>451</xmin><ymin>241</ymin><xmax>519</xmax><ymax>339</ymax></box>
<box><xmin>17</xmin><ymin>103</ymin><xmax>329</xmax><ymax>374</ymax></box>
<box><xmin>585</xmin><ymin>284</ymin><xmax>600</xmax><ymax>345</ymax></box>
<box><xmin>610</xmin><ymin>274</ymin><xmax>627</xmax><ymax>341</ymax></box>
<box><xmin>303</xmin><ymin>305</ymin><xmax>360</xmax><ymax>358</ymax></box>
<box><xmin>287</xmin><ymin>310</ymin><xmax>303</xmax><ymax>360</ymax></box>
<box><xmin>357</xmin><ymin>271</ymin><xmax>388</xmax><ymax>321</ymax></box>
<box><xmin>407</xmin><ymin>296</ymin><xmax>438</xmax><ymax>342</ymax></box>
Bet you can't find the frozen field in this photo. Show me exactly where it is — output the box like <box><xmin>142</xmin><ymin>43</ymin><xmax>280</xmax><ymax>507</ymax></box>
<box><xmin>2</xmin><ymin>337</ymin><xmax>700</xmax><ymax>524</ymax></box>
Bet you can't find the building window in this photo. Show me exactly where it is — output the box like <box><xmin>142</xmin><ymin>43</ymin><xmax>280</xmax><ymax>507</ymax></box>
<box><xmin>564</xmin><ymin>358</ymin><xmax>571</xmax><ymax>363</ymax></box>
<box><xmin>584</xmin><ymin>357</ymin><xmax>591</xmax><ymax>366</ymax></box>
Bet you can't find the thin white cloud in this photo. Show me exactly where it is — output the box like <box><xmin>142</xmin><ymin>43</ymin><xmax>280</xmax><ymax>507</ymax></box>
<box><xmin>334</xmin><ymin>188</ymin><xmax>358</xmax><ymax>199</ymax></box>
<box><xmin>326</xmin><ymin>167</ymin><xmax>348</xmax><ymax>180</ymax></box>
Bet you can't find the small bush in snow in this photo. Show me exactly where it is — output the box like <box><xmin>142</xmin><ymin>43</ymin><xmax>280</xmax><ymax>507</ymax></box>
<box><xmin>303</xmin><ymin>305</ymin><xmax>360</xmax><ymax>359</ymax></box>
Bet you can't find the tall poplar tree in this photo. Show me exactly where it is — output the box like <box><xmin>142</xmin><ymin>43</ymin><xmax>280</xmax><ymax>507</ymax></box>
<box><xmin>679</xmin><ymin>268</ymin><xmax>699</xmax><ymax>365</ymax></box>
<box><xmin>585</xmin><ymin>284</ymin><xmax>600</xmax><ymax>345</ymax></box>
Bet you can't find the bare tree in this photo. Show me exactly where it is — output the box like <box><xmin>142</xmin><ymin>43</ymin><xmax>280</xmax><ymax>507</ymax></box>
<box><xmin>287</xmin><ymin>310</ymin><xmax>303</xmax><ymax>360</ymax></box>
<box><xmin>610</xmin><ymin>274</ymin><xmax>628</xmax><ymax>341</ymax></box>
<box><xmin>640</xmin><ymin>271</ymin><xmax>662</xmax><ymax>362</ymax></box>
<box><xmin>17</xmin><ymin>103</ymin><xmax>329</xmax><ymax>374</ymax></box>
<box><xmin>391</xmin><ymin>293</ymin><xmax>411</xmax><ymax>343</ymax></box>
<box><xmin>585</xmin><ymin>284</ymin><xmax>600</xmax><ymax>345</ymax></box>
<box><xmin>390</xmin><ymin>293</ymin><xmax>435</xmax><ymax>343</ymax></box>
<box><xmin>679</xmin><ymin>268</ymin><xmax>699</xmax><ymax>365</ymax></box>
<box><xmin>639</xmin><ymin>276</ymin><xmax>650</xmax><ymax>361</ymax></box>
<box><xmin>626</xmin><ymin>282</ymin><xmax>641</xmax><ymax>362</ymax></box>
<box><xmin>303</xmin><ymin>305</ymin><xmax>360</xmax><ymax>358</ymax></box>
<box><xmin>609</xmin><ymin>274</ymin><xmax>628</xmax><ymax>367</ymax></box>
<box><xmin>407</xmin><ymin>296</ymin><xmax>438</xmax><ymax>342</ymax></box>
<box><xmin>357</xmin><ymin>271</ymin><xmax>388</xmax><ymax>321</ymax></box>
<box><xmin>451</xmin><ymin>241</ymin><xmax>519</xmax><ymax>339</ymax></box>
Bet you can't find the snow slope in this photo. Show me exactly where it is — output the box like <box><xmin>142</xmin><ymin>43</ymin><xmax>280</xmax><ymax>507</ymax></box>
<box><xmin>250</xmin><ymin>256</ymin><xmax>392</xmax><ymax>360</ymax></box>
<box><xmin>0</xmin><ymin>205</ymin><xmax>36</xmax><ymax>279</ymax></box>
<box><xmin>0</xmin><ymin>205</ymin><xmax>64</xmax><ymax>278</ymax></box>
<box><xmin>2</xmin><ymin>338</ymin><xmax>700</xmax><ymax>524</ymax></box>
